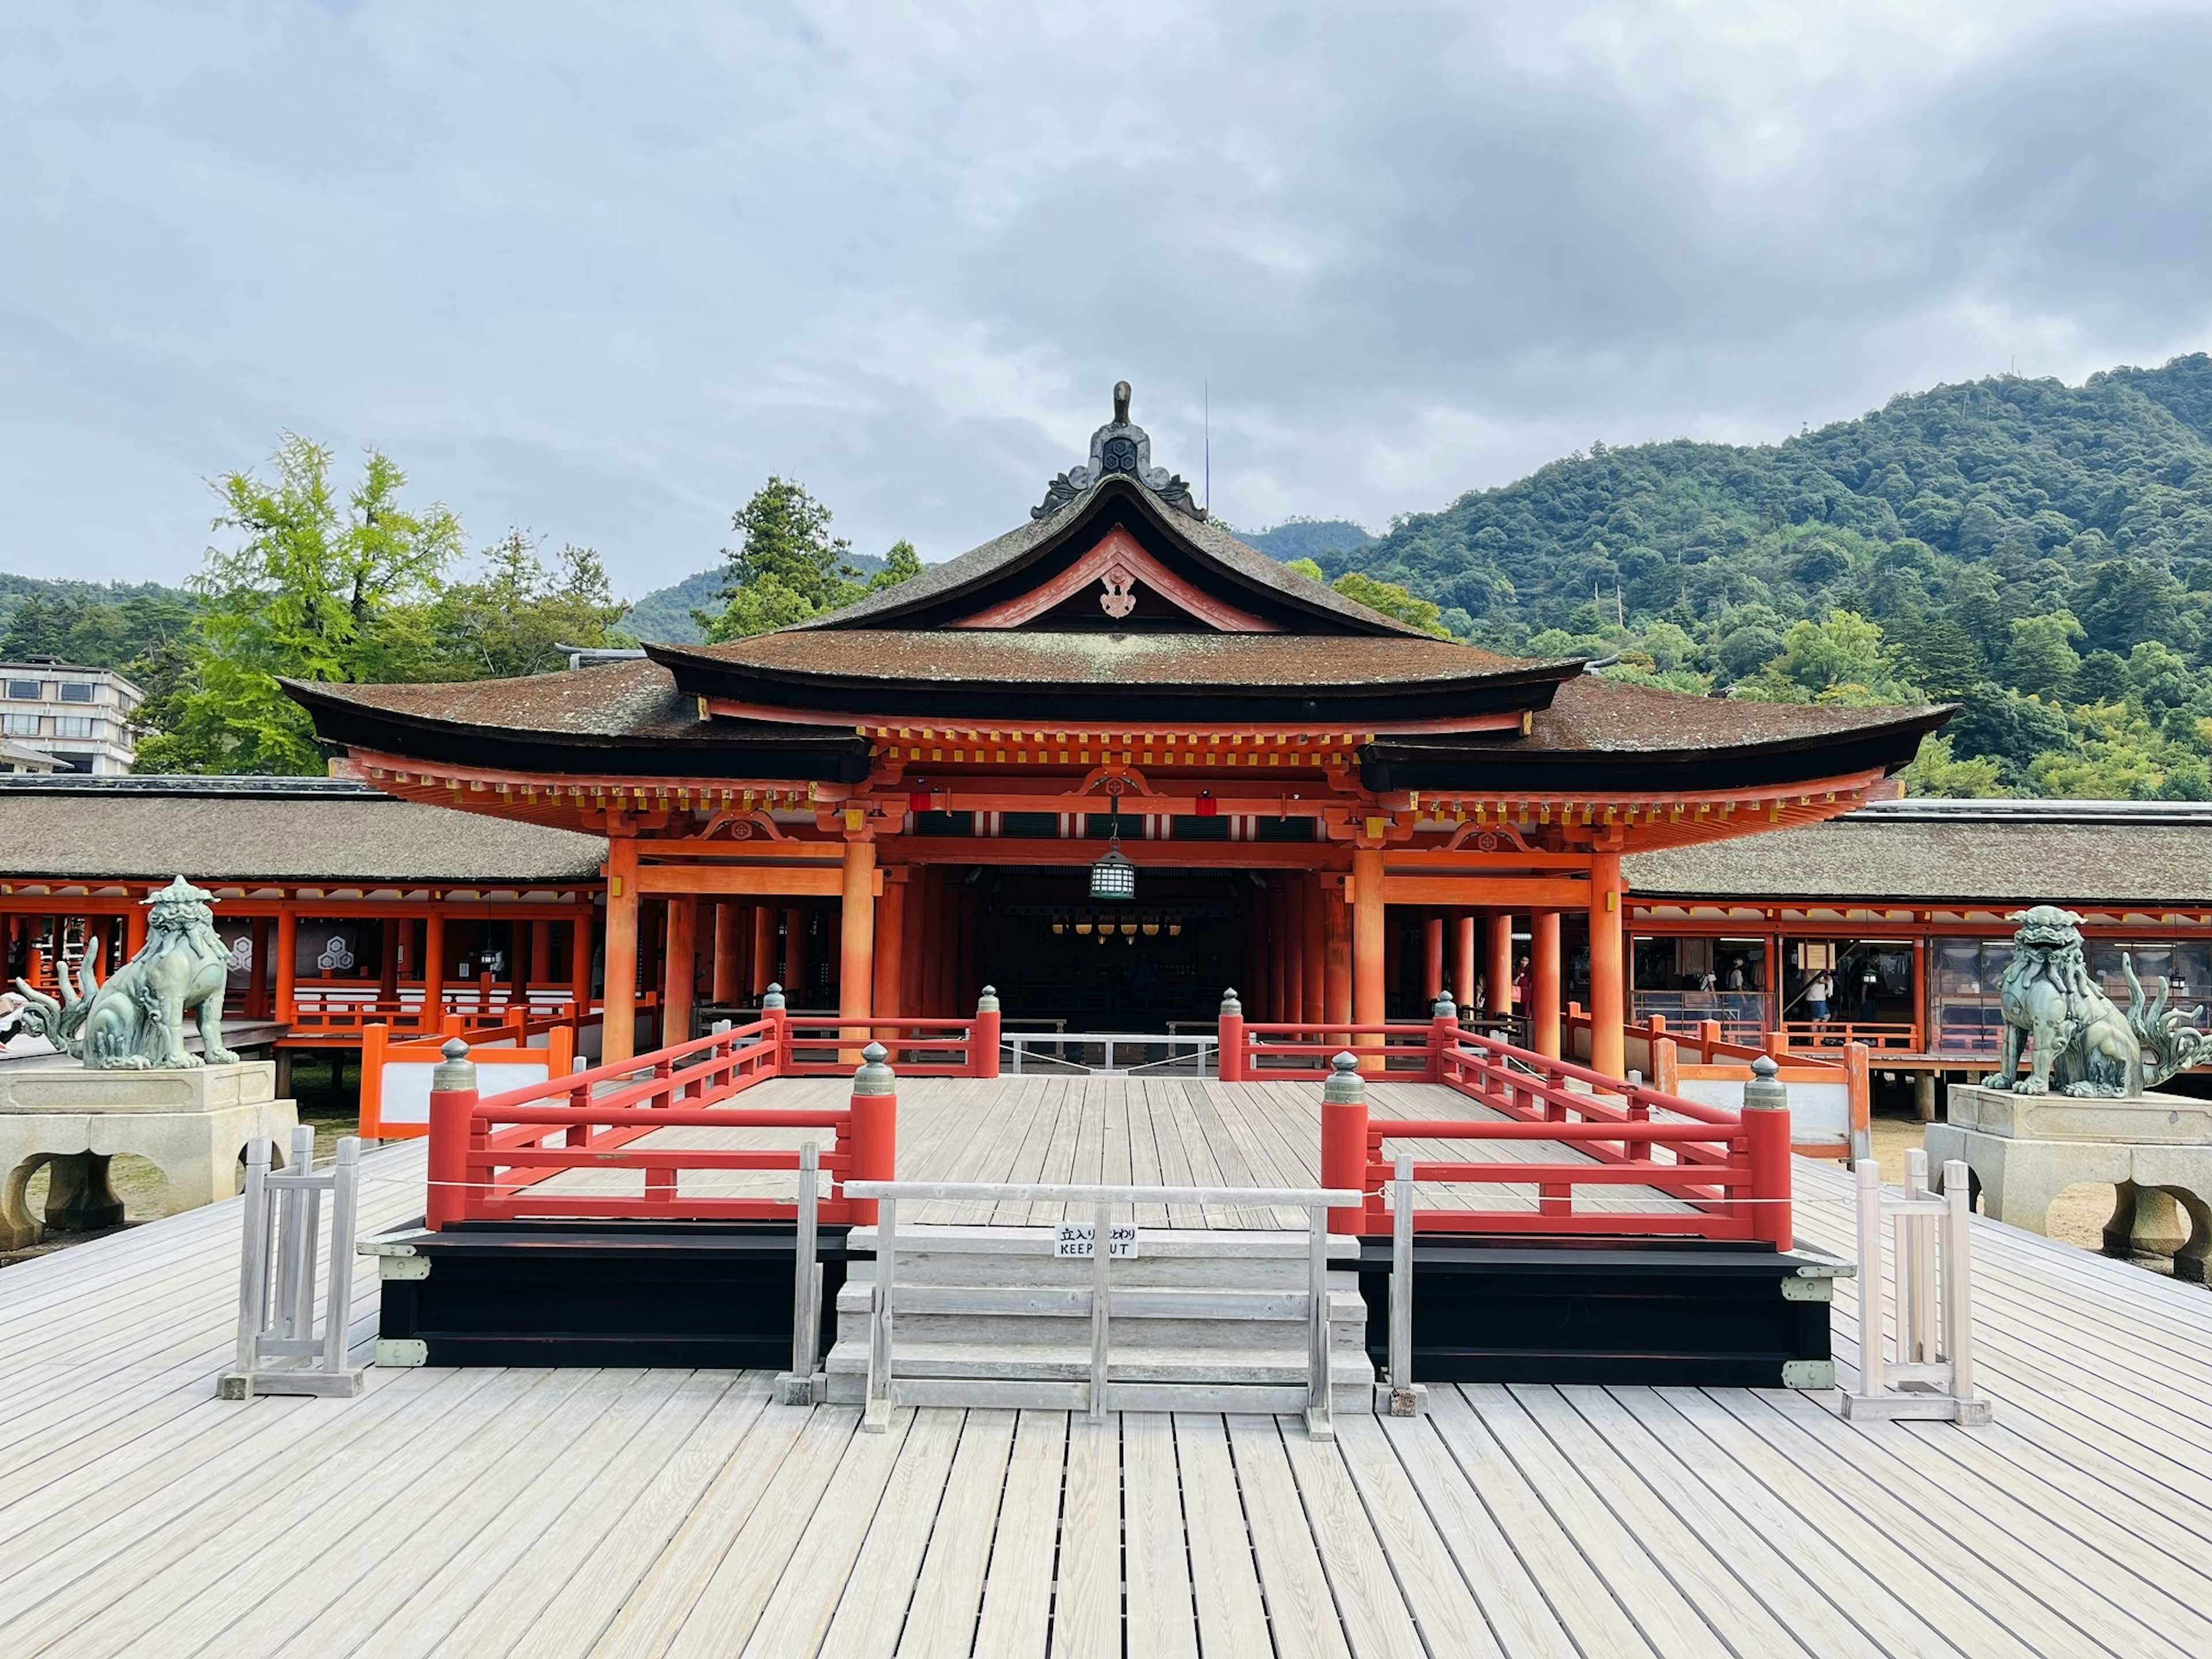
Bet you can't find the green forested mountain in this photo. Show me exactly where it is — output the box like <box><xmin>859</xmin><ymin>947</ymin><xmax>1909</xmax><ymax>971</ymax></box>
<box><xmin>1326</xmin><ymin>355</ymin><xmax>2212</xmax><ymax>798</ymax></box>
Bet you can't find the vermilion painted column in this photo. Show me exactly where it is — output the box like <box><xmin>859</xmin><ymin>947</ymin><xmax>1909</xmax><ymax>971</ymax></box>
<box><xmin>530</xmin><ymin>915</ymin><xmax>553</xmax><ymax>988</ymax></box>
<box><xmin>1589</xmin><ymin>852</ymin><xmax>1626</xmax><ymax>1080</ymax></box>
<box><xmin>1422</xmin><ymin>913</ymin><xmax>1445</xmax><ymax>1004</ymax></box>
<box><xmin>784</xmin><ymin>905</ymin><xmax>810</xmax><ymax>1012</ymax></box>
<box><xmin>1487</xmin><ymin>913</ymin><xmax>1514</xmax><ymax>1017</ymax></box>
<box><xmin>751</xmin><ymin>903</ymin><xmax>776</xmax><ymax>1002</ymax></box>
<box><xmin>249</xmin><ymin>915</ymin><xmax>271</xmax><ymax>1020</ymax></box>
<box><xmin>872</xmin><ymin>874</ymin><xmax>906</xmax><ymax>1020</ymax></box>
<box><xmin>840</xmin><ymin>837</ymin><xmax>876</xmax><ymax>1033</ymax></box>
<box><xmin>124</xmin><ymin>899</ymin><xmax>147</xmax><ymax>961</ymax></box>
<box><xmin>663</xmin><ymin>896</ymin><xmax>698</xmax><ymax>1046</ymax></box>
<box><xmin>1453</xmin><ymin>912</ymin><xmax>1476</xmax><ymax>1011</ymax></box>
<box><xmin>1291</xmin><ymin>871</ymin><xmax>1309</xmax><ymax>1026</ymax></box>
<box><xmin>711</xmin><ymin>902</ymin><xmax>741</xmax><ymax>1003</ymax></box>
<box><xmin>1323</xmin><ymin>880</ymin><xmax>1352</xmax><ymax>1044</ymax></box>
<box><xmin>275</xmin><ymin>908</ymin><xmax>300</xmax><ymax>1024</ymax></box>
<box><xmin>1352</xmin><ymin>846</ymin><xmax>1385</xmax><ymax>1067</ymax></box>
<box><xmin>602</xmin><ymin>841</ymin><xmax>638</xmax><ymax>1065</ymax></box>
<box><xmin>1533</xmin><ymin>910</ymin><xmax>1563</xmax><ymax>1058</ymax></box>
<box><xmin>570</xmin><ymin>902</ymin><xmax>595</xmax><ymax>1020</ymax></box>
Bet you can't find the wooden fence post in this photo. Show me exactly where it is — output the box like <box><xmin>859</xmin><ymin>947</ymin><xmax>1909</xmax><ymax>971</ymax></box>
<box><xmin>972</xmin><ymin>986</ymin><xmax>1002</xmax><ymax>1078</ymax></box>
<box><xmin>425</xmin><ymin>1038</ymin><xmax>478</xmax><ymax>1230</ymax></box>
<box><xmin>1428</xmin><ymin>994</ymin><xmax>1459</xmax><ymax>1082</ymax></box>
<box><xmin>1742</xmin><ymin>1054</ymin><xmax>1793</xmax><ymax>1249</ymax></box>
<box><xmin>1321</xmin><ymin>1052</ymin><xmax>1370</xmax><ymax>1236</ymax></box>
<box><xmin>1217</xmin><ymin>988</ymin><xmax>1245</xmax><ymax>1082</ymax></box>
<box><xmin>847</xmin><ymin>1042</ymin><xmax>897</xmax><ymax>1226</ymax></box>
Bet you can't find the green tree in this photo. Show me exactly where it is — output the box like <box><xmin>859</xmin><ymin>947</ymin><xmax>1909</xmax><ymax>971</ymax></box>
<box><xmin>1897</xmin><ymin>616</ymin><xmax>1985</xmax><ymax>700</ymax></box>
<box><xmin>2003</xmin><ymin>612</ymin><xmax>2084</xmax><ymax>698</ymax></box>
<box><xmin>1898</xmin><ymin>733</ymin><xmax>2007</xmax><ymax>798</ymax></box>
<box><xmin>427</xmin><ymin>531</ymin><xmax>630</xmax><ymax>679</ymax></box>
<box><xmin>700</xmin><ymin>478</ymin><xmax>864</xmax><ymax>642</ymax></box>
<box><xmin>135</xmin><ymin>435</ymin><xmax>461</xmax><ymax>774</ymax></box>
<box><xmin>1328</xmin><ymin>570</ymin><xmax>1449</xmax><ymax>638</ymax></box>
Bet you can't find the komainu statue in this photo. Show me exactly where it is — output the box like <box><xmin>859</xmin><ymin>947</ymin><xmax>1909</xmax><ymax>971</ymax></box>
<box><xmin>12</xmin><ymin>876</ymin><xmax>237</xmax><ymax>1070</ymax></box>
<box><xmin>1983</xmin><ymin>905</ymin><xmax>2210</xmax><ymax>1097</ymax></box>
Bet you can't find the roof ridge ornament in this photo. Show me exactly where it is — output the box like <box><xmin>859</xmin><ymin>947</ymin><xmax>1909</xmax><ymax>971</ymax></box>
<box><xmin>1033</xmin><ymin>380</ymin><xmax>1203</xmax><ymax>521</ymax></box>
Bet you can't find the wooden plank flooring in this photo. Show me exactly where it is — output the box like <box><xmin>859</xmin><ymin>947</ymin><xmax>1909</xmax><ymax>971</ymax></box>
<box><xmin>0</xmin><ymin>1082</ymin><xmax>2207</xmax><ymax>1655</ymax></box>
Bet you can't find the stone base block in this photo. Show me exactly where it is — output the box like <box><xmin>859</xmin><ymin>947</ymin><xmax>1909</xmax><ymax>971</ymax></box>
<box><xmin>1927</xmin><ymin>1122</ymin><xmax>2212</xmax><ymax>1283</ymax></box>
<box><xmin>0</xmin><ymin>1063</ymin><xmax>298</xmax><ymax>1249</ymax></box>
<box><xmin>1945</xmin><ymin>1082</ymin><xmax>2212</xmax><ymax>1144</ymax></box>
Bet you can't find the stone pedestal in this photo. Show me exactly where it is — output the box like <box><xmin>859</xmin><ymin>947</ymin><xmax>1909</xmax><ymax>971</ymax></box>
<box><xmin>0</xmin><ymin>1063</ymin><xmax>298</xmax><ymax>1250</ymax></box>
<box><xmin>1929</xmin><ymin>1083</ymin><xmax>2212</xmax><ymax>1283</ymax></box>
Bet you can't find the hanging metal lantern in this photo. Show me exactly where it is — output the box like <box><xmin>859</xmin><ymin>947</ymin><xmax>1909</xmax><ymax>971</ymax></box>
<box><xmin>1089</xmin><ymin>818</ymin><xmax>1137</xmax><ymax>900</ymax></box>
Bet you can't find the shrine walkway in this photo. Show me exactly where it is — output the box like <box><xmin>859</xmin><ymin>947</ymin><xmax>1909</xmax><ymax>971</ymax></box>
<box><xmin>1</xmin><ymin>1083</ymin><xmax>2210</xmax><ymax>1656</ymax></box>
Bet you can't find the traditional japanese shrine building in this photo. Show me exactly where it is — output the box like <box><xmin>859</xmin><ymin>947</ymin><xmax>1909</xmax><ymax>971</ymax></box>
<box><xmin>282</xmin><ymin>387</ymin><xmax>1944</xmax><ymax>1081</ymax></box>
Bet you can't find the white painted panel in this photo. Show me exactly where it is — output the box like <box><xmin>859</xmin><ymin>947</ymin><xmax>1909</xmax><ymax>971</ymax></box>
<box><xmin>1673</xmin><ymin>1075</ymin><xmax>1850</xmax><ymax>1147</ymax></box>
<box><xmin>377</xmin><ymin>1060</ymin><xmax>550</xmax><ymax>1126</ymax></box>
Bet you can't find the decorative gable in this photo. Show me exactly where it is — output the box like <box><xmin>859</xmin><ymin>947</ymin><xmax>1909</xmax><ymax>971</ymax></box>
<box><xmin>949</xmin><ymin>527</ymin><xmax>1279</xmax><ymax>632</ymax></box>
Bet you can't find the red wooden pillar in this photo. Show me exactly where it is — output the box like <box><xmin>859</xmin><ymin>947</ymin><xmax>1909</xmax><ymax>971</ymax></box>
<box><xmin>249</xmin><ymin>916</ymin><xmax>272</xmax><ymax>1020</ymax></box>
<box><xmin>711</xmin><ymin>902</ymin><xmax>742</xmax><ymax>1004</ymax></box>
<box><xmin>275</xmin><ymin>907</ymin><xmax>300</xmax><ymax>1024</ymax></box>
<box><xmin>1352</xmin><ymin>847</ymin><xmax>1385</xmax><ymax>1069</ymax></box>
<box><xmin>1453</xmin><ymin>912</ymin><xmax>1476</xmax><ymax>1010</ymax></box>
<box><xmin>571</xmin><ymin>901</ymin><xmax>596</xmax><ymax>1017</ymax></box>
<box><xmin>1323</xmin><ymin>878</ymin><xmax>1352</xmax><ymax>1043</ymax></box>
<box><xmin>1487</xmin><ymin>912</ymin><xmax>1514</xmax><ymax>1017</ymax></box>
<box><xmin>1589</xmin><ymin>852</ymin><xmax>1626</xmax><ymax>1080</ymax></box>
<box><xmin>1533</xmin><ymin>910</ymin><xmax>1563</xmax><ymax>1058</ymax></box>
<box><xmin>1422</xmin><ymin>912</ymin><xmax>1445</xmax><ymax>1005</ymax></box>
<box><xmin>601</xmin><ymin>843</ymin><xmax>637</xmax><ymax>1065</ymax></box>
<box><xmin>840</xmin><ymin>837</ymin><xmax>876</xmax><ymax>1029</ymax></box>
<box><xmin>1268</xmin><ymin>883</ymin><xmax>1290</xmax><ymax>1023</ymax></box>
<box><xmin>529</xmin><ymin>915</ymin><xmax>552</xmax><ymax>988</ymax></box>
<box><xmin>1284</xmin><ymin>878</ymin><xmax>1306</xmax><ymax>1027</ymax></box>
<box><xmin>751</xmin><ymin>903</ymin><xmax>777</xmax><ymax>1002</ymax></box>
<box><xmin>664</xmin><ymin>896</ymin><xmax>698</xmax><ymax>1045</ymax></box>
<box><xmin>1291</xmin><ymin>876</ymin><xmax>1309</xmax><ymax>1035</ymax></box>
<box><xmin>124</xmin><ymin>899</ymin><xmax>148</xmax><ymax>962</ymax></box>
<box><xmin>873</xmin><ymin>873</ymin><xmax>907</xmax><ymax>1020</ymax></box>
<box><xmin>784</xmin><ymin>904</ymin><xmax>809</xmax><ymax>1010</ymax></box>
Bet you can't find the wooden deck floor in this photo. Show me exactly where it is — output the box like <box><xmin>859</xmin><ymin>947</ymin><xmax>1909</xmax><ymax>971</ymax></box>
<box><xmin>2</xmin><ymin>1080</ymin><xmax>2210</xmax><ymax>1656</ymax></box>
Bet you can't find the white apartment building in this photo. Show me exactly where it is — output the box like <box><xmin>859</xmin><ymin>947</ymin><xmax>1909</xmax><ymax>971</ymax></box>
<box><xmin>0</xmin><ymin>658</ymin><xmax>142</xmax><ymax>774</ymax></box>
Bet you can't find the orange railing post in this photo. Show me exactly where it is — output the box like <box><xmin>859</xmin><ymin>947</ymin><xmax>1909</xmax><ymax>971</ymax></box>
<box><xmin>972</xmin><ymin>987</ymin><xmax>1002</xmax><ymax>1078</ymax></box>
<box><xmin>1321</xmin><ymin>1051</ymin><xmax>1370</xmax><ymax>1235</ymax></box>
<box><xmin>1742</xmin><ymin>1055</ymin><xmax>1793</xmax><ymax>1248</ymax></box>
<box><xmin>1844</xmin><ymin>1040</ymin><xmax>1872</xmax><ymax>1164</ymax></box>
<box><xmin>847</xmin><ymin>1042</ymin><xmax>897</xmax><ymax>1225</ymax></box>
<box><xmin>763</xmin><ymin>983</ymin><xmax>789</xmax><ymax>1071</ymax></box>
<box><xmin>425</xmin><ymin>1038</ymin><xmax>478</xmax><ymax>1230</ymax></box>
<box><xmin>1217</xmin><ymin>988</ymin><xmax>1245</xmax><ymax>1082</ymax></box>
<box><xmin>1428</xmin><ymin>994</ymin><xmax>1461</xmax><ymax>1082</ymax></box>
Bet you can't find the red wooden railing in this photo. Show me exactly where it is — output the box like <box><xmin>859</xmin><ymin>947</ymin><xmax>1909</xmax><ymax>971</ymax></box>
<box><xmin>426</xmin><ymin>1017</ymin><xmax>891</xmax><ymax>1228</ymax></box>
<box><xmin>1313</xmin><ymin>1016</ymin><xmax>1791</xmax><ymax>1247</ymax></box>
<box><xmin>422</xmin><ymin>994</ymin><xmax>1001</xmax><ymax>1229</ymax></box>
<box><xmin>1776</xmin><ymin>1019</ymin><xmax>1917</xmax><ymax>1053</ymax></box>
<box><xmin>778</xmin><ymin>995</ymin><xmax>1001</xmax><ymax>1077</ymax></box>
<box><xmin>1216</xmin><ymin>1001</ymin><xmax>1440</xmax><ymax>1081</ymax></box>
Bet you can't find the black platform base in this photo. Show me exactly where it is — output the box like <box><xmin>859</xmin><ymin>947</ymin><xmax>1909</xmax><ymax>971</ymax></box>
<box><xmin>369</xmin><ymin>1221</ymin><xmax>1839</xmax><ymax>1387</ymax></box>
<box><xmin>371</xmin><ymin>1219</ymin><xmax>850</xmax><ymax>1370</ymax></box>
<box><xmin>1357</xmin><ymin>1236</ymin><xmax>1843</xmax><ymax>1388</ymax></box>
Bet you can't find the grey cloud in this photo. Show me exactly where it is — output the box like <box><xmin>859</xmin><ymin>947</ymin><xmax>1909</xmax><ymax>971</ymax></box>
<box><xmin>2</xmin><ymin>1</ymin><xmax>2209</xmax><ymax>590</ymax></box>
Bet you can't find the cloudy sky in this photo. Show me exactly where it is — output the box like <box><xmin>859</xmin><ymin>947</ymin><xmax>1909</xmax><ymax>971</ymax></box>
<box><xmin>5</xmin><ymin>1</ymin><xmax>2211</xmax><ymax>594</ymax></box>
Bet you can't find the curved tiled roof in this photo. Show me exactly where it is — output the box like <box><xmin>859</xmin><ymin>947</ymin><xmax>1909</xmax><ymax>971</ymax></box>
<box><xmin>1626</xmin><ymin>810</ymin><xmax>2212</xmax><ymax>907</ymax></box>
<box><xmin>0</xmin><ymin>780</ymin><xmax>605</xmax><ymax>884</ymax></box>
<box><xmin>787</xmin><ymin>475</ymin><xmax>1433</xmax><ymax>637</ymax></box>
<box><xmin>652</xmin><ymin>630</ymin><xmax>1565</xmax><ymax>690</ymax></box>
<box><xmin>1525</xmin><ymin>678</ymin><xmax>1954</xmax><ymax>755</ymax></box>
